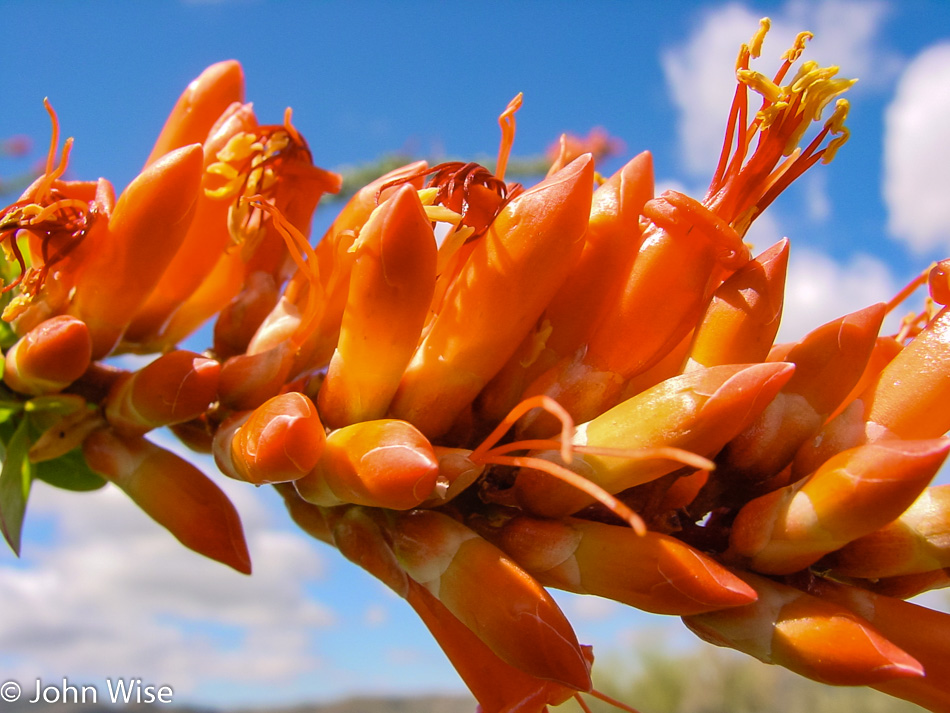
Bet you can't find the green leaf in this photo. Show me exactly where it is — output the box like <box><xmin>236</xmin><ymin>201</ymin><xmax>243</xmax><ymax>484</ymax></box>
<box><xmin>0</xmin><ymin>416</ymin><xmax>32</xmax><ymax>555</ymax></box>
<box><xmin>0</xmin><ymin>400</ymin><xmax>23</xmax><ymax>424</ymax></box>
<box><xmin>34</xmin><ymin>447</ymin><xmax>106</xmax><ymax>492</ymax></box>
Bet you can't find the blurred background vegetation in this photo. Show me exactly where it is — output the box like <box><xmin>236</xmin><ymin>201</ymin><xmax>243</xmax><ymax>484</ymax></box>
<box><xmin>553</xmin><ymin>639</ymin><xmax>928</xmax><ymax>713</ymax></box>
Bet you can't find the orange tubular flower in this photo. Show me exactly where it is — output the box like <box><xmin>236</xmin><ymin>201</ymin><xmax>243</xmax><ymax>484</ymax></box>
<box><xmin>317</xmin><ymin>501</ymin><xmax>595</xmax><ymax>713</ymax></box>
<box><xmin>727</xmin><ymin>438</ymin><xmax>950</xmax><ymax>575</ymax></box>
<box><xmin>389</xmin><ymin>154</ymin><xmax>593</xmax><ymax>438</ymax></box>
<box><xmin>719</xmin><ymin>303</ymin><xmax>885</xmax><ymax>491</ymax></box>
<box><xmin>824</xmin><ymin>484</ymin><xmax>950</xmax><ymax>579</ymax></box>
<box><xmin>317</xmin><ymin>183</ymin><xmax>437</xmax><ymax>428</ymax></box>
<box><xmin>793</xmin><ymin>305</ymin><xmax>950</xmax><ymax>477</ymax></box>
<box><xmin>806</xmin><ymin>577</ymin><xmax>950</xmax><ymax>712</ymax></box>
<box><xmin>476</xmin><ymin>150</ymin><xmax>654</xmax><ymax>425</ymax></box>
<box><xmin>517</xmin><ymin>190</ymin><xmax>751</xmax><ymax>436</ymax></box>
<box><xmin>518</xmin><ymin>21</ymin><xmax>855</xmax><ymax>436</ymax></box>
<box><xmin>389</xmin><ymin>509</ymin><xmax>592</xmax><ymax>691</ymax></box>
<box><xmin>203</xmin><ymin>107</ymin><xmax>342</xmax><ymax>282</ymax></box>
<box><xmin>281</xmin><ymin>160</ymin><xmax>429</xmax><ymax>372</ymax></box>
<box><xmin>509</xmin><ymin>362</ymin><xmax>794</xmax><ymax>519</ymax></box>
<box><xmin>103</xmin><ymin>350</ymin><xmax>220</xmax><ymax>438</ymax></box>
<box><xmin>405</xmin><ymin>580</ymin><xmax>590</xmax><ymax>713</ymax></box>
<box><xmin>123</xmin><ymin>102</ymin><xmax>258</xmax><ymax>349</ymax></box>
<box><xmin>486</xmin><ymin>514</ymin><xmax>757</xmax><ymax>615</ymax></box>
<box><xmin>1</xmin><ymin>102</ymin><xmax>115</xmax><ymax>333</ymax></box>
<box><xmin>68</xmin><ymin>144</ymin><xmax>205</xmax><ymax>358</ymax></box>
<box><xmin>144</xmin><ymin>60</ymin><xmax>245</xmax><ymax>166</ymax></box>
<box><xmin>684</xmin><ymin>238</ymin><xmax>789</xmax><ymax>370</ymax></box>
<box><xmin>683</xmin><ymin>571</ymin><xmax>923</xmax><ymax>687</ymax></box>
<box><xmin>294</xmin><ymin>419</ymin><xmax>439</xmax><ymax>510</ymax></box>
<box><xmin>82</xmin><ymin>428</ymin><xmax>251</xmax><ymax>574</ymax></box>
<box><xmin>215</xmin><ymin>391</ymin><xmax>327</xmax><ymax>485</ymax></box>
<box><xmin>3</xmin><ymin>315</ymin><xmax>91</xmax><ymax>394</ymax></box>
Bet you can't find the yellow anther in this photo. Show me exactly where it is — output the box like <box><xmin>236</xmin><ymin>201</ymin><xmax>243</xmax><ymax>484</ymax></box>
<box><xmin>804</xmin><ymin>77</ymin><xmax>857</xmax><ymax>122</ymax></box>
<box><xmin>735</xmin><ymin>43</ymin><xmax>751</xmax><ymax>72</ymax></box>
<box><xmin>2</xmin><ymin>293</ymin><xmax>31</xmax><ymax>321</ymax></box>
<box><xmin>789</xmin><ymin>61</ymin><xmax>836</xmax><ymax>94</ymax></box>
<box><xmin>737</xmin><ymin>69</ymin><xmax>784</xmax><ymax>103</ymax></box>
<box><xmin>424</xmin><ymin>205</ymin><xmax>464</xmax><ymax>226</ymax></box>
<box><xmin>780</xmin><ymin>31</ymin><xmax>814</xmax><ymax>63</ymax></box>
<box><xmin>266</xmin><ymin>131</ymin><xmax>291</xmax><ymax>155</ymax></box>
<box><xmin>207</xmin><ymin>162</ymin><xmax>239</xmax><ymax>180</ymax></box>
<box><xmin>824</xmin><ymin>98</ymin><xmax>850</xmax><ymax>134</ymax></box>
<box><xmin>204</xmin><ymin>163</ymin><xmax>244</xmax><ymax>199</ymax></box>
<box><xmin>749</xmin><ymin>17</ymin><xmax>770</xmax><ymax>58</ymax></box>
<box><xmin>417</xmin><ymin>187</ymin><xmax>440</xmax><ymax>206</ymax></box>
<box><xmin>822</xmin><ymin>128</ymin><xmax>850</xmax><ymax>163</ymax></box>
<box><xmin>519</xmin><ymin>320</ymin><xmax>553</xmax><ymax>368</ymax></box>
<box><xmin>216</xmin><ymin>132</ymin><xmax>258</xmax><ymax>163</ymax></box>
<box><xmin>756</xmin><ymin>101</ymin><xmax>787</xmax><ymax>129</ymax></box>
<box><xmin>15</xmin><ymin>204</ymin><xmax>43</xmax><ymax>220</ymax></box>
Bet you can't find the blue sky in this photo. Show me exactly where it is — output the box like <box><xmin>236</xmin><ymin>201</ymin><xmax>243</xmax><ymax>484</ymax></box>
<box><xmin>2</xmin><ymin>0</ymin><xmax>950</xmax><ymax>708</ymax></box>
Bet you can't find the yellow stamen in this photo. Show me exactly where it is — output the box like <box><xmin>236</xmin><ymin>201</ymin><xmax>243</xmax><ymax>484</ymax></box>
<box><xmin>424</xmin><ymin>205</ymin><xmax>464</xmax><ymax>225</ymax></box>
<box><xmin>781</xmin><ymin>31</ymin><xmax>814</xmax><ymax>64</ymax></box>
<box><xmin>749</xmin><ymin>17</ymin><xmax>770</xmax><ymax>58</ymax></box>
<box><xmin>737</xmin><ymin>69</ymin><xmax>784</xmax><ymax>104</ymax></box>
<box><xmin>705</xmin><ymin>19</ymin><xmax>856</xmax><ymax>232</ymax></box>
<box><xmin>519</xmin><ymin>320</ymin><xmax>553</xmax><ymax>368</ymax></box>
<box><xmin>416</xmin><ymin>187</ymin><xmax>440</xmax><ymax>206</ymax></box>
<box><xmin>216</xmin><ymin>132</ymin><xmax>260</xmax><ymax>163</ymax></box>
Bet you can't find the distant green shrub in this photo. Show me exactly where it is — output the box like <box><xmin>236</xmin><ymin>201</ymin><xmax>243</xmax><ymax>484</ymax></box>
<box><xmin>555</xmin><ymin>641</ymin><xmax>927</xmax><ymax>713</ymax></box>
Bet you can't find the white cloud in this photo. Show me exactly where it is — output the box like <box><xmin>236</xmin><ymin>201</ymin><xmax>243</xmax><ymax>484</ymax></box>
<box><xmin>569</xmin><ymin>595</ymin><xmax>622</xmax><ymax>622</ymax></box>
<box><xmin>779</xmin><ymin>246</ymin><xmax>899</xmax><ymax>341</ymax></box>
<box><xmin>663</xmin><ymin>2</ymin><xmax>762</xmax><ymax>176</ymax></box>
<box><xmin>804</xmin><ymin>172</ymin><xmax>832</xmax><ymax>222</ymax></box>
<box><xmin>363</xmin><ymin>604</ymin><xmax>388</xmax><ymax>628</ymax></box>
<box><xmin>0</xmin><ymin>453</ymin><xmax>335</xmax><ymax>699</ymax></box>
<box><xmin>663</xmin><ymin>0</ymin><xmax>894</xmax><ymax>177</ymax></box>
<box><xmin>884</xmin><ymin>41</ymin><xmax>950</xmax><ymax>254</ymax></box>
<box><xmin>783</xmin><ymin>0</ymin><xmax>898</xmax><ymax>87</ymax></box>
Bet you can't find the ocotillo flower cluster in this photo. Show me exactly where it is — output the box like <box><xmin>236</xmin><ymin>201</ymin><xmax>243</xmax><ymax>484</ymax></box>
<box><xmin>2</xmin><ymin>18</ymin><xmax>950</xmax><ymax>713</ymax></box>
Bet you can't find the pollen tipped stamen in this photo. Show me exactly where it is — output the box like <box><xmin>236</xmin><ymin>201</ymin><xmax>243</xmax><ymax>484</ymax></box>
<box><xmin>706</xmin><ymin>24</ymin><xmax>854</xmax><ymax>234</ymax></box>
